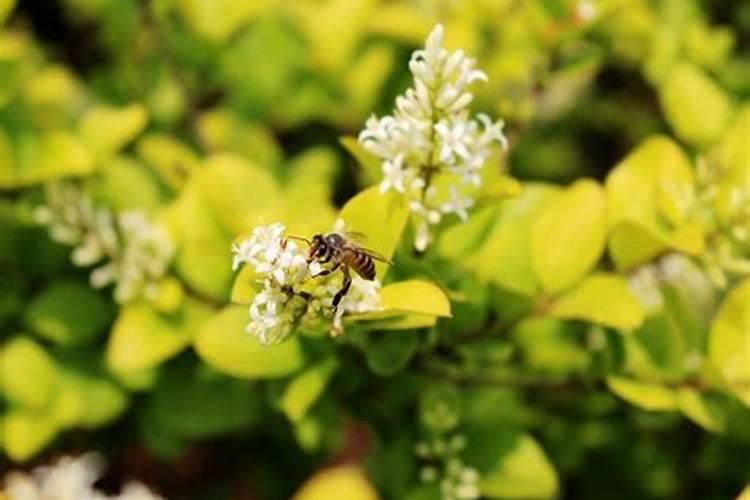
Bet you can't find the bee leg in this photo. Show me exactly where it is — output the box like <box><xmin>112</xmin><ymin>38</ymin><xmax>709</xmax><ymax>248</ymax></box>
<box><xmin>332</xmin><ymin>267</ymin><xmax>351</xmax><ymax>310</ymax></box>
<box><xmin>312</xmin><ymin>262</ymin><xmax>339</xmax><ymax>279</ymax></box>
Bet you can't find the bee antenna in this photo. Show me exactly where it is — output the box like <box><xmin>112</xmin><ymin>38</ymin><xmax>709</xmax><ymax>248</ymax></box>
<box><xmin>286</xmin><ymin>235</ymin><xmax>311</xmax><ymax>245</ymax></box>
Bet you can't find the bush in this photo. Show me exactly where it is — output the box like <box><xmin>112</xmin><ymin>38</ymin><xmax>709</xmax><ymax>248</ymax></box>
<box><xmin>1</xmin><ymin>1</ymin><xmax>749</xmax><ymax>499</ymax></box>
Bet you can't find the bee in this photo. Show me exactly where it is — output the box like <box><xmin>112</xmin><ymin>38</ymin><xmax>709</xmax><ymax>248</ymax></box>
<box><xmin>288</xmin><ymin>232</ymin><xmax>391</xmax><ymax>310</ymax></box>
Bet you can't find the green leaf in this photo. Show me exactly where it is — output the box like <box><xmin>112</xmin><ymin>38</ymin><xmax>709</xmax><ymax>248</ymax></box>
<box><xmin>708</xmin><ymin>278</ymin><xmax>750</xmax><ymax>406</ymax></box>
<box><xmin>472</xmin><ymin>184</ymin><xmax>559</xmax><ymax>296</ymax></box>
<box><xmin>142</xmin><ymin>363</ymin><xmax>259</xmax><ymax>440</ymax></box>
<box><xmin>659</xmin><ymin>63</ymin><xmax>732</xmax><ymax>148</ymax></box>
<box><xmin>106</xmin><ymin>299</ymin><xmax>212</xmax><ymax>372</ymax></box>
<box><xmin>531</xmin><ymin>179</ymin><xmax>606</xmax><ymax>293</ymax></box>
<box><xmin>339</xmin><ymin>186</ymin><xmax>409</xmax><ymax>276</ymax></box>
<box><xmin>550</xmin><ymin>273</ymin><xmax>644</xmax><ymax>330</ymax></box>
<box><xmin>361</xmin><ymin>330</ymin><xmax>419</xmax><ymax>376</ymax></box>
<box><xmin>606</xmin><ymin>376</ymin><xmax>678</xmax><ymax>411</ymax></box>
<box><xmin>465</xmin><ymin>428</ymin><xmax>559</xmax><ymax>499</ymax></box>
<box><xmin>24</xmin><ymin>281</ymin><xmax>114</xmax><ymax>346</ymax></box>
<box><xmin>0</xmin><ymin>336</ymin><xmax>58</xmax><ymax>410</ymax></box>
<box><xmin>194</xmin><ymin>305</ymin><xmax>305</xmax><ymax>379</ymax></box>
<box><xmin>280</xmin><ymin>357</ymin><xmax>338</xmax><ymax>422</ymax></box>
<box><xmin>78</xmin><ymin>103</ymin><xmax>148</xmax><ymax>158</ymax></box>
<box><xmin>3</xmin><ymin>409</ymin><xmax>58</xmax><ymax>462</ymax></box>
<box><xmin>514</xmin><ymin>318</ymin><xmax>590</xmax><ymax>374</ymax></box>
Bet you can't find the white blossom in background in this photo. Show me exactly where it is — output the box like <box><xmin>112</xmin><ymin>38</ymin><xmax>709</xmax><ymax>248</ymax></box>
<box><xmin>232</xmin><ymin>223</ymin><xmax>381</xmax><ymax>345</ymax></box>
<box><xmin>415</xmin><ymin>433</ymin><xmax>480</xmax><ymax>500</ymax></box>
<box><xmin>33</xmin><ymin>182</ymin><xmax>174</xmax><ymax>304</ymax></box>
<box><xmin>4</xmin><ymin>453</ymin><xmax>164</xmax><ymax>500</ymax></box>
<box><xmin>359</xmin><ymin>24</ymin><xmax>508</xmax><ymax>250</ymax></box>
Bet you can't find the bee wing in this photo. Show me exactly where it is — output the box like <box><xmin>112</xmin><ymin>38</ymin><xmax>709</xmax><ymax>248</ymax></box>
<box><xmin>361</xmin><ymin>248</ymin><xmax>393</xmax><ymax>264</ymax></box>
<box><xmin>343</xmin><ymin>230</ymin><xmax>368</xmax><ymax>243</ymax></box>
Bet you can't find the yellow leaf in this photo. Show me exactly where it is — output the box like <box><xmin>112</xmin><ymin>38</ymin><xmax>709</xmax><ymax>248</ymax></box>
<box><xmin>107</xmin><ymin>299</ymin><xmax>211</xmax><ymax>372</ymax></box>
<box><xmin>0</xmin><ymin>336</ymin><xmax>58</xmax><ymax>410</ymax></box>
<box><xmin>550</xmin><ymin>273</ymin><xmax>644</xmax><ymax>330</ymax></box>
<box><xmin>708</xmin><ymin>279</ymin><xmax>750</xmax><ymax>406</ymax></box>
<box><xmin>178</xmin><ymin>0</ymin><xmax>271</xmax><ymax>42</ymax></box>
<box><xmin>531</xmin><ymin>179</ymin><xmax>606</xmax><ymax>293</ymax></box>
<box><xmin>194</xmin><ymin>305</ymin><xmax>305</xmax><ymax>379</ymax></box>
<box><xmin>659</xmin><ymin>63</ymin><xmax>732</xmax><ymax>148</ymax></box>
<box><xmin>292</xmin><ymin>466</ymin><xmax>379</xmax><ymax>500</ymax></box>
<box><xmin>606</xmin><ymin>377</ymin><xmax>678</xmax><ymax>411</ymax></box>
<box><xmin>3</xmin><ymin>409</ymin><xmax>58</xmax><ymax>462</ymax></box>
<box><xmin>380</xmin><ymin>280</ymin><xmax>451</xmax><ymax>317</ymax></box>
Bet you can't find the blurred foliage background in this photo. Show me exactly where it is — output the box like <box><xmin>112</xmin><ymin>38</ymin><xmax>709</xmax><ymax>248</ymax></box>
<box><xmin>1</xmin><ymin>0</ymin><xmax>749</xmax><ymax>499</ymax></box>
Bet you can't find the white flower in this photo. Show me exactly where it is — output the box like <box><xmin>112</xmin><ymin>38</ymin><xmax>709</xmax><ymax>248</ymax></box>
<box><xmin>234</xmin><ymin>223</ymin><xmax>383</xmax><ymax>344</ymax></box>
<box><xmin>380</xmin><ymin>154</ymin><xmax>408</xmax><ymax>193</ymax></box>
<box><xmin>358</xmin><ymin>24</ymin><xmax>507</xmax><ymax>250</ymax></box>
<box><xmin>441</xmin><ymin>188</ymin><xmax>475</xmax><ymax>222</ymax></box>
<box><xmin>35</xmin><ymin>182</ymin><xmax>174</xmax><ymax>305</ymax></box>
<box><xmin>4</xmin><ymin>453</ymin><xmax>163</xmax><ymax>500</ymax></box>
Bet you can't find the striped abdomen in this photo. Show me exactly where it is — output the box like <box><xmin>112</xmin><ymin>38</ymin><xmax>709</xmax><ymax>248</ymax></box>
<box><xmin>343</xmin><ymin>250</ymin><xmax>376</xmax><ymax>280</ymax></box>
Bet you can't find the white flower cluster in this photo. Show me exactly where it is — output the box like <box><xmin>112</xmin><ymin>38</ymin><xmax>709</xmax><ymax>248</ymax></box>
<box><xmin>34</xmin><ymin>182</ymin><xmax>174</xmax><ymax>303</ymax></box>
<box><xmin>359</xmin><ymin>24</ymin><xmax>508</xmax><ymax>250</ymax></box>
<box><xmin>232</xmin><ymin>223</ymin><xmax>381</xmax><ymax>345</ymax></box>
<box><xmin>416</xmin><ymin>433</ymin><xmax>480</xmax><ymax>500</ymax></box>
<box><xmin>4</xmin><ymin>453</ymin><xmax>164</xmax><ymax>500</ymax></box>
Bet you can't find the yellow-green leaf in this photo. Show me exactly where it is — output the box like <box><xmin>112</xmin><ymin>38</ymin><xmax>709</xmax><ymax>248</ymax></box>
<box><xmin>606</xmin><ymin>376</ymin><xmax>678</xmax><ymax>411</ymax></box>
<box><xmin>472</xmin><ymin>184</ymin><xmax>559</xmax><ymax>296</ymax></box>
<box><xmin>339</xmin><ymin>136</ymin><xmax>382</xmax><ymax>187</ymax></box>
<box><xmin>470</xmin><ymin>432</ymin><xmax>559</xmax><ymax>499</ymax></box>
<box><xmin>136</xmin><ymin>134</ymin><xmax>201</xmax><ymax>190</ymax></box>
<box><xmin>3</xmin><ymin>409</ymin><xmax>58</xmax><ymax>462</ymax></box>
<box><xmin>107</xmin><ymin>299</ymin><xmax>212</xmax><ymax>372</ymax></box>
<box><xmin>0</xmin><ymin>336</ymin><xmax>58</xmax><ymax>410</ymax></box>
<box><xmin>0</xmin><ymin>0</ymin><xmax>16</xmax><ymax>25</ymax></box>
<box><xmin>78</xmin><ymin>103</ymin><xmax>148</xmax><ymax>158</ymax></box>
<box><xmin>531</xmin><ymin>179</ymin><xmax>606</xmax><ymax>293</ymax></box>
<box><xmin>292</xmin><ymin>466</ymin><xmax>378</xmax><ymax>500</ymax></box>
<box><xmin>194</xmin><ymin>305</ymin><xmax>305</xmax><ymax>379</ymax></box>
<box><xmin>198</xmin><ymin>154</ymin><xmax>282</xmax><ymax>236</ymax></box>
<box><xmin>659</xmin><ymin>63</ymin><xmax>732</xmax><ymax>148</ymax></box>
<box><xmin>708</xmin><ymin>278</ymin><xmax>750</xmax><ymax>406</ymax></box>
<box><xmin>339</xmin><ymin>186</ymin><xmax>409</xmax><ymax>276</ymax></box>
<box><xmin>280</xmin><ymin>357</ymin><xmax>338</xmax><ymax>422</ymax></box>
<box><xmin>376</xmin><ymin>280</ymin><xmax>451</xmax><ymax>318</ymax></box>
<box><xmin>677</xmin><ymin>388</ymin><xmax>726</xmax><ymax>433</ymax></box>
<box><xmin>550</xmin><ymin>273</ymin><xmax>644</xmax><ymax>330</ymax></box>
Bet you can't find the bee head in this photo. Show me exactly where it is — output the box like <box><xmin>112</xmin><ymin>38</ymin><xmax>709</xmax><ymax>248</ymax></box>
<box><xmin>309</xmin><ymin>234</ymin><xmax>327</xmax><ymax>260</ymax></box>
